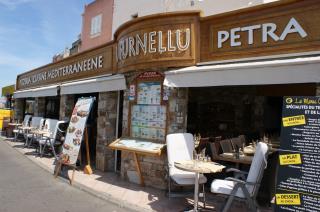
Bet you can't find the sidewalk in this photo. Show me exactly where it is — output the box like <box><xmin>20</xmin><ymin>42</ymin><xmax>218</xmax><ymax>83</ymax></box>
<box><xmin>1</xmin><ymin>137</ymin><xmax>270</xmax><ymax>212</ymax></box>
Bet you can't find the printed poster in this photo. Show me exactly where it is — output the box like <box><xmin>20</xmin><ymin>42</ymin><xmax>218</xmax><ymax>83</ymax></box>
<box><xmin>61</xmin><ymin>97</ymin><xmax>95</xmax><ymax>165</ymax></box>
<box><xmin>137</xmin><ymin>82</ymin><xmax>161</xmax><ymax>105</ymax></box>
<box><xmin>275</xmin><ymin>96</ymin><xmax>320</xmax><ymax>212</ymax></box>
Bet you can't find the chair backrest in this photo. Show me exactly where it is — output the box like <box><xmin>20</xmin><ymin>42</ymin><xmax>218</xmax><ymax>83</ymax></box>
<box><xmin>39</xmin><ymin>118</ymin><xmax>46</xmax><ymax>130</ymax></box>
<box><xmin>231</xmin><ymin>136</ymin><xmax>245</xmax><ymax>151</ymax></box>
<box><xmin>246</xmin><ymin>142</ymin><xmax>268</xmax><ymax>196</ymax></box>
<box><xmin>29</xmin><ymin>117</ymin><xmax>43</xmax><ymax>128</ymax></box>
<box><xmin>52</xmin><ymin>121</ymin><xmax>68</xmax><ymax>141</ymax></box>
<box><xmin>166</xmin><ymin>133</ymin><xmax>194</xmax><ymax>174</ymax></box>
<box><xmin>44</xmin><ymin>119</ymin><xmax>59</xmax><ymax>138</ymax></box>
<box><xmin>219</xmin><ymin>139</ymin><xmax>233</xmax><ymax>153</ymax></box>
<box><xmin>23</xmin><ymin>115</ymin><xmax>32</xmax><ymax>126</ymax></box>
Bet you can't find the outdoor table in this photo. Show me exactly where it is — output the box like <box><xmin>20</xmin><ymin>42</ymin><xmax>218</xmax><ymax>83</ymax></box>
<box><xmin>174</xmin><ymin>160</ymin><xmax>225</xmax><ymax>212</ymax></box>
<box><xmin>8</xmin><ymin>123</ymin><xmax>22</xmax><ymax>141</ymax></box>
<box><xmin>217</xmin><ymin>153</ymin><xmax>253</xmax><ymax>164</ymax></box>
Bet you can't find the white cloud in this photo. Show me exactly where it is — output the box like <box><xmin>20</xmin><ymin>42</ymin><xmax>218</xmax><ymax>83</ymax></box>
<box><xmin>0</xmin><ymin>51</ymin><xmax>48</xmax><ymax>72</ymax></box>
<box><xmin>0</xmin><ymin>0</ymin><xmax>35</xmax><ymax>9</ymax></box>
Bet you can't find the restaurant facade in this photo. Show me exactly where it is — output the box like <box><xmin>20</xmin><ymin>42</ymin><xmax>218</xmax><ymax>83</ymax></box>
<box><xmin>13</xmin><ymin>0</ymin><xmax>320</xmax><ymax>189</ymax></box>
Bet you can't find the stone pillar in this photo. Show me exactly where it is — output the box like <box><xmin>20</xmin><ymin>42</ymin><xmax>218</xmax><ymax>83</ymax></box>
<box><xmin>14</xmin><ymin>98</ymin><xmax>24</xmax><ymax>121</ymax></box>
<box><xmin>34</xmin><ymin>97</ymin><xmax>46</xmax><ymax>117</ymax></box>
<box><xmin>96</xmin><ymin>91</ymin><xmax>118</xmax><ymax>171</ymax></box>
<box><xmin>59</xmin><ymin>95</ymin><xmax>75</xmax><ymax>121</ymax></box>
<box><xmin>120</xmin><ymin>86</ymin><xmax>189</xmax><ymax>190</ymax></box>
<box><xmin>167</xmin><ymin>87</ymin><xmax>188</xmax><ymax>134</ymax></box>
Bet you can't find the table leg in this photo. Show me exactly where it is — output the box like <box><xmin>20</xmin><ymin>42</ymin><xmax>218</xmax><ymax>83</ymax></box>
<box><xmin>133</xmin><ymin>153</ymin><xmax>145</xmax><ymax>186</ymax></box>
<box><xmin>194</xmin><ymin>172</ymin><xmax>199</xmax><ymax>212</ymax></box>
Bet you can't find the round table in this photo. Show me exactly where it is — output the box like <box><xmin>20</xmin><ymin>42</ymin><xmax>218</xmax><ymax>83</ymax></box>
<box><xmin>174</xmin><ymin>160</ymin><xmax>225</xmax><ymax>211</ymax></box>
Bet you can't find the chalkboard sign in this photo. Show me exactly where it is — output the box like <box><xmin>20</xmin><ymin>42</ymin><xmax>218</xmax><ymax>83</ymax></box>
<box><xmin>275</xmin><ymin>96</ymin><xmax>320</xmax><ymax>211</ymax></box>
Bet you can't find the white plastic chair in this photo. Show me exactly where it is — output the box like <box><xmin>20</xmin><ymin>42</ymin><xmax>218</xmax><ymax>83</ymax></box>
<box><xmin>166</xmin><ymin>133</ymin><xmax>207</xmax><ymax>205</ymax></box>
<box><xmin>210</xmin><ymin>142</ymin><xmax>268</xmax><ymax>212</ymax></box>
<box><xmin>24</xmin><ymin>117</ymin><xmax>44</xmax><ymax>147</ymax></box>
<box><xmin>13</xmin><ymin>115</ymin><xmax>32</xmax><ymax>142</ymax></box>
<box><xmin>38</xmin><ymin>120</ymin><xmax>67</xmax><ymax>159</ymax></box>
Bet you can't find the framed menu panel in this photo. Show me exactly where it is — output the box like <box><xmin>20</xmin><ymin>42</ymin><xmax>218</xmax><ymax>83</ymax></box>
<box><xmin>61</xmin><ymin>97</ymin><xmax>95</xmax><ymax>165</ymax></box>
<box><xmin>137</xmin><ymin>82</ymin><xmax>161</xmax><ymax>105</ymax></box>
<box><xmin>131</xmin><ymin>105</ymin><xmax>166</xmax><ymax>141</ymax></box>
<box><xmin>129</xmin><ymin>71</ymin><xmax>167</xmax><ymax>142</ymax></box>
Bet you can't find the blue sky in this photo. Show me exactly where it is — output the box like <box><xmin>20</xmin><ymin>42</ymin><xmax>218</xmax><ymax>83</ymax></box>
<box><xmin>0</xmin><ymin>0</ymin><xmax>93</xmax><ymax>90</ymax></box>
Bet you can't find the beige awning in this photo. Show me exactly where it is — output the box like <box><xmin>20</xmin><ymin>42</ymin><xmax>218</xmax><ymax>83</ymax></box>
<box><xmin>164</xmin><ymin>56</ymin><xmax>320</xmax><ymax>87</ymax></box>
<box><xmin>13</xmin><ymin>85</ymin><xmax>58</xmax><ymax>98</ymax></box>
<box><xmin>60</xmin><ymin>74</ymin><xmax>126</xmax><ymax>95</ymax></box>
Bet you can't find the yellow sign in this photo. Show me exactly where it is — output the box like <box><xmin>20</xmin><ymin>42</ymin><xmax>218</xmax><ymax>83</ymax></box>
<box><xmin>276</xmin><ymin>194</ymin><xmax>301</xmax><ymax>205</ymax></box>
<box><xmin>282</xmin><ymin>115</ymin><xmax>306</xmax><ymax>127</ymax></box>
<box><xmin>1</xmin><ymin>84</ymin><xmax>15</xmax><ymax>96</ymax></box>
<box><xmin>279</xmin><ymin>154</ymin><xmax>302</xmax><ymax>165</ymax></box>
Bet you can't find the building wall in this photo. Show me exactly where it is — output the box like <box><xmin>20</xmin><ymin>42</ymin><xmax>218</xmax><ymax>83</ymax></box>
<box><xmin>80</xmin><ymin>0</ymin><xmax>114</xmax><ymax>52</ymax></box>
<box><xmin>34</xmin><ymin>97</ymin><xmax>46</xmax><ymax>117</ymax></box>
<box><xmin>14</xmin><ymin>98</ymin><xmax>24</xmax><ymax>122</ymax></box>
<box><xmin>112</xmin><ymin>0</ymin><xmax>278</xmax><ymax>35</ymax></box>
<box><xmin>59</xmin><ymin>95</ymin><xmax>75</xmax><ymax>121</ymax></box>
<box><xmin>96</xmin><ymin>91</ymin><xmax>118</xmax><ymax>171</ymax></box>
<box><xmin>120</xmin><ymin>73</ymin><xmax>189</xmax><ymax>189</ymax></box>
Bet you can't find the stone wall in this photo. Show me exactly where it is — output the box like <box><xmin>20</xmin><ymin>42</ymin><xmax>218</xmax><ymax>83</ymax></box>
<box><xmin>96</xmin><ymin>91</ymin><xmax>118</xmax><ymax>171</ymax></box>
<box><xmin>59</xmin><ymin>95</ymin><xmax>75</xmax><ymax>121</ymax></box>
<box><xmin>120</xmin><ymin>72</ymin><xmax>188</xmax><ymax>190</ymax></box>
<box><xmin>34</xmin><ymin>97</ymin><xmax>46</xmax><ymax>117</ymax></box>
<box><xmin>14</xmin><ymin>98</ymin><xmax>24</xmax><ymax>121</ymax></box>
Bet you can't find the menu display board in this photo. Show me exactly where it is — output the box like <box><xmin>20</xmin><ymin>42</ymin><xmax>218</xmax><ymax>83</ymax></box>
<box><xmin>275</xmin><ymin>96</ymin><xmax>320</xmax><ymax>211</ymax></box>
<box><xmin>137</xmin><ymin>82</ymin><xmax>161</xmax><ymax>105</ymax></box>
<box><xmin>109</xmin><ymin>138</ymin><xmax>165</xmax><ymax>156</ymax></box>
<box><xmin>61</xmin><ymin>97</ymin><xmax>94</xmax><ymax>165</ymax></box>
<box><xmin>131</xmin><ymin>105</ymin><xmax>166</xmax><ymax>141</ymax></box>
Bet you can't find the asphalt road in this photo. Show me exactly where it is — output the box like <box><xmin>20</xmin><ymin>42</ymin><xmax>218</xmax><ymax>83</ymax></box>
<box><xmin>0</xmin><ymin>140</ymin><xmax>130</xmax><ymax>212</ymax></box>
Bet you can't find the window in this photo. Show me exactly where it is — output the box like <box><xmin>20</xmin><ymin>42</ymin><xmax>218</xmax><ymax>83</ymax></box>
<box><xmin>90</xmin><ymin>14</ymin><xmax>102</xmax><ymax>37</ymax></box>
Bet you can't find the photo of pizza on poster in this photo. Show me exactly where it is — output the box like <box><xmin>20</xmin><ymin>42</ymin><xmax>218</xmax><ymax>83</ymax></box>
<box><xmin>60</xmin><ymin>97</ymin><xmax>95</xmax><ymax>165</ymax></box>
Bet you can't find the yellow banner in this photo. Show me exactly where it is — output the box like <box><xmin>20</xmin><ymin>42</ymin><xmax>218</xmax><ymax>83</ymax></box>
<box><xmin>1</xmin><ymin>84</ymin><xmax>15</xmax><ymax>96</ymax></box>
<box><xmin>276</xmin><ymin>194</ymin><xmax>301</xmax><ymax>205</ymax></box>
<box><xmin>279</xmin><ymin>154</ymin><xmax>302</xmax><ymax>165</ymax></box>
<box><xmin>282</xmin><ymin>115</ymin><xmax>306</xmax><ymax>127</ymax></box>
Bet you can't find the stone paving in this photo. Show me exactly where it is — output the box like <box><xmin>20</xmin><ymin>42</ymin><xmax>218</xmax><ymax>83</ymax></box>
<box><xmin>1</xmin><ymin>137</ymin><xmax>272</xmax><ymax>212</ymax></box>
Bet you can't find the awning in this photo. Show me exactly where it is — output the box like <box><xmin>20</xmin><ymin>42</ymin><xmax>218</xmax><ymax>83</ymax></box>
<box><xmin>13</xmin><ymin>85</ymin><xmax>58</xmax><ymax>98</ymax></box>
<box><xmin>60</xmin><ymin>74</ymin><xmax>126</xmax><ymax>95</ymax></box>
<box><xmin>164</xmin><ymin>56</ymin><xmax>320</xmax><ymax>87</ymax></box>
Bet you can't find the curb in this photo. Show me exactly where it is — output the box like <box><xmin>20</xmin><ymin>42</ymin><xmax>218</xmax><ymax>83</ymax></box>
<box><xmin>1</xmin><ymin>138</ymin><xmax>152</xmax><ymax>212</ymax></box>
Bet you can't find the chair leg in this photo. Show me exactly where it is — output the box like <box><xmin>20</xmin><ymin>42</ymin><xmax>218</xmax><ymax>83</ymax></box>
<box><xmin>222</xmin><ymin>184</ymin><xmax>240</xmax><ymax>212</ymax></box>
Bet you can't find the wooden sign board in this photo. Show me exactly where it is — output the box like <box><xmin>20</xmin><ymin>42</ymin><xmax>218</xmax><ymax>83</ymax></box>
<box><xmin>114</xmin><ymin>12</ymin><xmax>199</xmax><ymax>73</ymax></box>
<box><xmin>108</xmin><ymin>137</ymin><xmax>165</xmax><ymax>156</ymax></box>
<box><xmin>200</xmin><ymin>0</ymin><xmax>320</xmax><ymax>62</ymax></box>
<box><xmin>16</xmin><ymin>44</ymin><xmax>114</xmax><ymax>90</ymax></box>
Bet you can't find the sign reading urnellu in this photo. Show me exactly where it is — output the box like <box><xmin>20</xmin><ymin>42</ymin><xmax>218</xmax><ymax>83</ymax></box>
<box><xmin>275</xmin><ymin>96</ymin><xmax>320</xmax><ymax>212</ymax></box>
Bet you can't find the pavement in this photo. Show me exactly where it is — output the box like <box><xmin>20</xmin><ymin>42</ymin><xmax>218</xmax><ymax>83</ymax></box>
<box><xmin>0</xmin><ymin>138</ymin><xmax>129</xmax><ymax>212</ymax></box>
<box><xmin>0</xmin><ymin>136</ymin><xmax>273</xmax><ymax>212</ymax></box>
